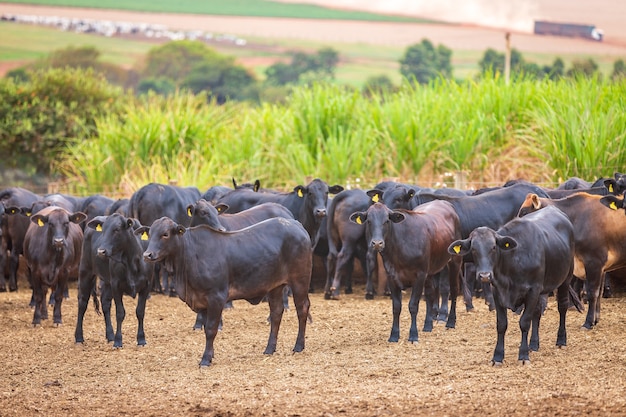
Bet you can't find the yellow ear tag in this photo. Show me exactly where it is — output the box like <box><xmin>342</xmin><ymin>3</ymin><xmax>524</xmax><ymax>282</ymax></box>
<box><xmin>453</xmin><ymin>245</ymin><xmax>461</xmax><ymax>254</ymax></box>
<box><xmin>96</xmin><ymin>224</ymin><xmax>103</xmax><ymax>232</ymax></box>
<box><xmin>9</xmin><ymin>208</ymin><xmax>16</xmax><ymax>214</ymax></box>
<box><xmin>505</xmin><ymin>242</ymin><xmax>510</xmax><ymax>248</ymax></box>
<box><xmin>297</xmin><ymin>189</ymin><xmax>304</xmax><ymax>198</ymax></box>
<box><xmin>141</xmin><ymin>231</ymin><xmax>149</xmax><ymax>241</ymax></box>
<box><xmin>217</xmin><ymin>206</ymin><xmax>223</xmax><ymax>213</ymax></box>
<box><xmin>37</xmin><ymin>218</ymin><xmax>44</xmax><ymax>227</ymax></box>
<box><xmin>609</xmin><ymin>184</ymin><xmax>614</xmax><ymax>193</ymax></box>
<box><xmin>372</xmin><ymin>194</ymin><xmax>379</xmax><ymax>203</ymax></box>
<box><xmin>356</xmin><ymin>216</ymin><xmax>362</xmax><ymax>225</ymax></box>
<box><xmin>187</xmin><ymin>208</ymin><xmax>192</xmax><ymax>217</ymax></box>
<box><xmin>610</xmin><ymin>201</ymin><xmax>618</xmax><ymax>210</ymax></box>
<box><xmin>26</xmin><ymin>211</ymin><xmax>31</xmax><ymax>217</ymax></box>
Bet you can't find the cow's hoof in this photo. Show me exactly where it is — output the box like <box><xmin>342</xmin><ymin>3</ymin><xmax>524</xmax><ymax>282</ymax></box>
<box><xmin>32</xmin><ymin>323</ymin><xmax>42</xmax><ymax>328</ymax></box>
<box><xmin>491</xmin><ymin>360</ymin><xmax>503</xmax><ymax>366</ymax></box>
<box><xmin>518</xmin><ymin>359</ymin><xmax>531</xmax><ymax>366</ymax></box>
<box><xmin>344</xmin><ymin>288</ymin><xmax>353</xmax><ymax>295</ymax></box>
<box><xmin>0</xmin><ymin>287</ymin><xmax>6</xmax><ymax>293</ymax></box>
<box><xmin>365</xmin><ymin>293</ymin><xmax>374</xmax><ymax>300</ymax></box>
<box><xmin>52</xmin><ymin>322</ymin><xmax>62</xmax><ymax>328</ymax></box>
<box><xmin>557</xmin><ymin>345</ymin><xmax>566</xmax><ymax>350</ymax></box>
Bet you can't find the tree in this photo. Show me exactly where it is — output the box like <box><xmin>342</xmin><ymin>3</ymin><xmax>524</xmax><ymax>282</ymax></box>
<box><xmin>478</xmin><ymin>48</ymin><xmax>525</xmax><ymax>77</ymax></box>
<box><xmin>399</xmin><ymin>39</ymin><xmax>452</xmax><ymax>84</ymax></box>
<box><xmin>362</xmin><ymin>74</ymin><xmax>395</xmax><ymax>97</ymax></box>
<box><xmin>566</xmin><ymin>58</ymin><xmax>599</xmax><ymax>78</ymax></box>
<box><xmin>264</xmin><ymin>47</ymin><xmax>340</xmax><ymax>86</ymax></box>
<box><xmin>612</xmin><ymin>59</ymin><xmax>626</xmax><ymax>80</ymax></box>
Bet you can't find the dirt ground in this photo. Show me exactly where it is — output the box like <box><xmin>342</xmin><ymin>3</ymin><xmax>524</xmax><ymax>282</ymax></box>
<box><xmin>1</xmin><ymin>272</ymin><xmax>625</xmax><ymax>416</ymax></box>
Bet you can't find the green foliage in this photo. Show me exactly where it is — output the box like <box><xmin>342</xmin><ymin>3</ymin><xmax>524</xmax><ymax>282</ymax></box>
<box><xmin>264</xmin><ymin>48</ymin><xmax>340</xmax><ymax>86</ymax></box>
<box><xmin>361</xmin><ymin>74</ymin><xmax>395</xmax><ymax>97</ymax></box>
<box><xmin>613</xmin><ymin>59</ymin><xmax>626</xmax><ymax>80</ymax></box>
<box><xmin>399</xmin><ymin>39</ymin><xmax>452</xmax><ymax>85</ymax></box>
<box><xmin>141</xmin><ymin>41</ymin><xmax>257</xmax><ymax>103</ymax></box>
<box><xmin>567</xmin><ymin>58</ymin><xmax>600</xmax><ymax>78</ymax></box>
<box><xmin>0</xmin><ymin>67</ymin><xmax>124</xmax><ymax>175</ymax></box>
<box><xmin>55</xmin><ymin>77</ymin><xmax>626</xmax><ymax>192</ymax></box>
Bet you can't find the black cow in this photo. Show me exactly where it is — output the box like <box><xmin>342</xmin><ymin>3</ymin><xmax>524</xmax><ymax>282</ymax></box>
<box><xmin>518</xmin><ymin>192</ymin><xmax>626</xmax><ymax>329</ymax></box>
<box><xmin>75</xmin><ymin>194</ymin><xmax>115</xmax><ymax>228</ymax></box>
<box><xmin>324</xmin><ymin>189</ymin><xmax>376</xmax><ymax>299</ymax></box>
<box><xmin>106</xmin><ymin>198</ymin><xmax>130</xmax><ymax>216</ymax></box>
<box><xmin>216</xmin><ymin>178</ymin><xmax>343</xmax><ymax>243</ymax></box>
<box><xmin>138</xmin><ymin>216</ymin><xmax>313</xmax><ymax>367</ymax></box>
<box><xmin>187</xmin><ymin>200</ymin><xmax>293</xmax><ymax>230</ymax></box>
<box><xmin>201</xmin><ymin>178</ymin><xmax>262</xmax><ymax>205</ymax></box>
<box><xmin>448</xmin><ymin>205</ymin><xmax>581</xmax><ymax>365</ymax></box>
<box><xmin>186</xmin><ymin>199</ymin><xmax>295</xmax><ymax>329</ymax></box>
<box><xmin>129</xmin><ymin>183</ymin><xmax>201</xmax><ymax>294</ymax></box>
<box><xmin>350</xmin><ymin>201</ymin><xmax>462</xmax><ymax>343</ymax></box>
<box><xmin>75</xmin><ymin>214</ymin><xmax>151</xmax><ymax>347</ymax></box>
<box><xmin>23</xmin><ymin>206</ymin><xmax>86</xmax><ymax>326</ymax></box>
<box><xmin>603</xmin><ymin>172</ymin><xmax>626</xmax><ymax>195</ymax></box>
<box><xmin>0</xmin><ymin>187</ymin><xmax>39</xmax><ymax>292</ymax></box>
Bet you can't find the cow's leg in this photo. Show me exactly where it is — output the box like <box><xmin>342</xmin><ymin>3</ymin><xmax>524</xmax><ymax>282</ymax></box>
<box><xmin>200</xmin><ymin>302</ymin><xmax>224</xmax><ymax>367</ymax></box>
<box><xmin>409</xmin><ymin>275</ymin><xmax>428</xmax><ymax>341</ymax></box>
<box><xmin>583</xmin><ymin>264</ymin><xmax>603</xmax><ymax>329</ymax></box>
<box><xmin>264</xmin><ymin>286</ymin><xmax>286</xmax><ymax>355</ymax></box>
<box><xmin>421</xmin><ymin>276</ymin><xmax>434</xmax><ymax>333</ymax></box>
<box><xmin>518</xmin><ymin>296</ymin><xmax>538</xmax><ymax>364</ymax></box>
<box><xmin>32</xmin><ymin>282</ymin><xmax>44</xmax><ymax>326</ymax></box>
<box><xmin>291</xmin><ymin>281</ymin><xmax>311</xmax><ymax>353</ymax></box>
<box><xmin>529</xmin><ymin>300</ymin><xmax>543</xmax><ymax>352</ymax></box>
<box><xmin>462</xmin><ymin>261</ymin><xmax>475</xmax><ymax>311</ymax></box>
<box><xmin>52</xmin><ymin>280</ymin><xmax>65</xmax><ymax>326</ymax></box>
<box><xmin>555</xmin><ymin>282</ymin><xmax>570</xmax><ymax>347</ymax></box>
<box><xmin>491</xmin><ymin>293</ymin><xmax>507</xmax><ymax>365</ymax></box>
<box><xmin>136</xmin><ymin>287</ymin><xmax>149</xmax><ymax>346</ymax></box>
<box><xmin>323</xmin><ymin>248</ymin><xmax>338</xmax><ymax>299</ymax></box>
<box><xmin>327</xmin><ymin>247</ymin><xmax>355</xmax><ymax>300</ymax></box>
<box><xmin>446</xmin><ymin>258</ymin><xmax>461</xmax><ymax>329</ymax></box>
<box><xmin>602</xmin><ymin>272</ymin><xmax>612</xmax><ymax>298</ymax></box>
<box><xmin>363</xmin><ymin>248</ymin><xmax>378</xmax><ymax>299</ymax></box>
<box><xmin>388</xmin><ymin>283</ymin><xmax>402</xmax><ymax>343</ymax></box>
<box><xmin>75</xmin><ymin>274</ymin><xmax>95</xmax><ymax>343</ymax></box>
<box><xmin>8</xmin><ymin>248</ymin><xmax>20</xmax><ymax>292</ymax></box>
<box><xmin>40</xmin><ymin>285</ymin><xmax>49</xmax><ymax>321</ymax></box>
<box><xmin>0</xmin><ymin>240</ymin><xmax>8</xmax><ymax>292</ymax></box>
<box><xmin>111</xmin><ymin>289</ymin><xmax>126</xmax><ymax>348</ymax></box>
<box><xmin>100</xmin><ymin>284</ymin><xmax>114</xmax><ymax>342</ymax></box>
<box><xmin>193</xmin><ymin>312</ymin><xmax>205</xmax><ymax>330</ymax></box>
<box><xmin>483</xmin><ymin>282</ymin><xmax>495</xmax><ymax>311</ymax></box>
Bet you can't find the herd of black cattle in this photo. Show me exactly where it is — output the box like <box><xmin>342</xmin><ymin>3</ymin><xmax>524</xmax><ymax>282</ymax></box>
<box><xmin>1</xmin><ymin>173</ymin><xmax>626</xmax><ymax>366</ymax></box>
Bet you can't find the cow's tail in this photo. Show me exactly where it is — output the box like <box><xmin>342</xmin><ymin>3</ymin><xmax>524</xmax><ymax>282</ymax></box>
<box><xmin>568</xmin><ymin>285</ymin><xmax>584</xmax><ymax>313</ymax></box>
<box><xmin>91</xmin><ymin>284</ymin><xmax>101</xmax><ymax>316</ymax></box>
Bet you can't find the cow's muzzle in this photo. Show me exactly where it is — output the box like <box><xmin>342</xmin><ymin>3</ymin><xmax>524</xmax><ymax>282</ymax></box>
<box><xmin>478</xmin><ymin>271</ymin><xmax>492</xmax><ymax>283</ymax></box>
<box><xmin>315</xmin><ymin>208</ymin><xmax>327</xmax><ymax>218</ymax></box>
<box><xmin>370</xmin><ymin>239</ymin><xmax>385</xmax><ymax>252</ymax></box>
<box><xmin>96</xmin><ymin>248</ymin><xmax>107</xmax><ymax>258</ymax></box>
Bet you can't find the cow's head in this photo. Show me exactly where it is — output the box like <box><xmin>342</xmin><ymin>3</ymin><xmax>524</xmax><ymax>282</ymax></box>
<box><xmin>31</xmin><ymin>208</ymin><xmax>86</xmax><ymax>250</ymax></box>
<box><xmin>137</xmin><ymin>216</ymin><xmax>185</xmax><ymax>263</ymax></box>
<box><xmin>517</xmin><ymin>193</ymin><xmax>544</xmax><ymax>217</ymax></box>
<box><xmin>187</xmin><ymin>199</ymin><xmax>227</xmax><ymax>231</ymax></box>
<box><xmin>448</xmin><ymin>227</ymin><xmax>517</xmax><ymax>283</ymax></box>
<box><xmin>604</xmin><ymin>172</ymin><xmax>626</xmax><ymax>195</ymax></box>
<box><xmin>88</xmin><ymin>214</ymin><xmax>138</xmax><ymax>259</ymax></box>
<box><xmin>599</xmin><ymin>195</ymin><xmax>626</xmax><ymax>214</ymax></box>
<box><xmin>372</xmin><ymin>185</ymin><xmax>416</xmax><ymax>210</ymax></box>
<box><xmin>350</xmin><ymin>202</ymin><xmax>405</xmax><ymax>252</ymax></box>
<box><xmin>296</xmin><ymin>179</ymin><xmax>344</xmax><ymax>220</ymax></box>
<box><xmin>232</xmin><ymin>178</ymin><xmax>261</xmax><ymax>192</ymax></box>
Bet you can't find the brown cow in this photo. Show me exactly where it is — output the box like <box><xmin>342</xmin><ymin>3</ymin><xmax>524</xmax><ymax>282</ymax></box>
<box><xmin>23</xmin><ymin>206</ymin><xmax>86</xmax><ymax>326</ymax></box>
<box><xmin>518</xmin><ymin>192</ymin><xmax>626</xmax><ymax>329</ymax></box>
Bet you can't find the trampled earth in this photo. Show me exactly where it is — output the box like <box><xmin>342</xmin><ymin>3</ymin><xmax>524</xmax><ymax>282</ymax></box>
<box><xmin>1</xmin><ymin>274</ymin><xmax>625</xmax><ymax>416</ymax></box>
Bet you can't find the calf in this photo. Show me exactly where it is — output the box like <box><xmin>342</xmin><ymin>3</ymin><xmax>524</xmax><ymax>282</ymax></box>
<box><xmin>448</xmin><ymin>206</ymin><xmax>580</xmax><ymax>365</ymax></box>
<box><xmin>138</xmin><ymin>217</ymin><xmax>312</xmax><ymax>367</ymax></box>
<box><xmin>23</xmin><ymin>206</ymin><xmax>86</xmax><ymax>326</ymax></box>
<box><xmin>75</xmin><ymin>214</ymin><xmax>151</xmax><ymax>348</ymax></box>
<box><xmin>350</xmin><ymin>201</ymin><xmax>462</xmax><ymax>343</ymax></box>
<box><xmin>519</xmin><ymin>192</ymin><xmax>626</xmax><ymax>329</ymax></box>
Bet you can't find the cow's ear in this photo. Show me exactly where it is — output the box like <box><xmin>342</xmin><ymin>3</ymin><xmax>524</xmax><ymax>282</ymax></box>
<box><xmin>530</xmin><ymin>194</ymin><xmax>542</xmax><ymax>210</ymax></box>
<box><xmin>599</xmin><ymin>195</ymin><xmax>624</xmax><ymax>211</ymax></box>
<box><xmin>366</xmin><ymin>189</ymin><xmax>383</xmax><ymax>204</ymax></box>
<box><xmin>448</xmin><ymin>239</ymin><xmax>471</xmax><ymax>256</ymax></box>
<box><xmin>70</xmin><ymin>212</ymin><xmax>87</xmax><ymax>224</ymax></box>
<box><xmin>329</xmin><ymin>185</ymin><xmax>344</xmax><ymax>194</ymax></box>
<box><xmin>187</xmin><ymin>204</ymin><xmax>194</xmax><ymax>217</ymax></box>
<box><xmin>134</xmin><ymin>226</ymin><xmax>150</xmax><ymax>241</ymax></box>
<box><xmin>349</xmin><ymin>212</ymin><xmax>367</xmax><ymax>225</ymax></box>
<box><xmin>125</xmin><ymin>218</ymin><xmax>135</xmax><ymax>229</ymax></box>
<box><xmin>253</xmin><ymin>180</ymin><xmax>261</xmax><ymax>192</ymax></box>
<box><xmin>215</xmin><ymin>203</ymin><xmax>229</xmax><ymax>214</ymax></box>
<box><xmin>406</xmin><ymin>189</ymin><xmax>416</xmax><ymax>200</ymax></box>
<box><xmin>5</xmin><ymin>206</ymin><xmax>22</xmax><ymax>216</ymax></box>
<box><xmin>31</xmin><ymin>214</ymin><xmax>47</xmax><ymax>227</ymax></box>
<box><xmin>604</xmin><ymin>179</ymin><xmax>617</xmax><ymax>194</ymax></box>
<box><xmin>294</xmin><ymin>185</ymin><xmax>306</xmax><ymax>198</ymax></box>
<box><xmin>389</xmin><ymin>211</ymin><xmax>406</xmax><ymax>223</ymax></box>
<box><xmin>176</xmin><ymin>225</ymin><xmax>186</xmax><ymax>235</ymax></box>
<box><xmin>497</xmin><ymin>236</ymin><xmax>517</xmax><ymax>251</ymax></box>
<box><xmin>232</xmin><ymin>178</ymin><xmax>238</xmax><ymax>189</ymax></box>
<box><xmin>87</xmin><ymin>218</ymin><xmax>104</xmax><ymax>232</ymax></box>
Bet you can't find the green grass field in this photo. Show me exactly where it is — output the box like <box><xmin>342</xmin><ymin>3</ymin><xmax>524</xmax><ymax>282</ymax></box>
<box><xmin>0</xmin><ymin>0</ymin><xmax>432</xmax><ymax>22</ymax></box>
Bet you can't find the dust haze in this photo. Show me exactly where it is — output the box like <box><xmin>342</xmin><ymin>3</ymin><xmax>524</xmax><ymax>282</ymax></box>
<box><xmin>277</xmin><ymin>0</ymin><xmax>539</xmax><ymax>32</ymax></box>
